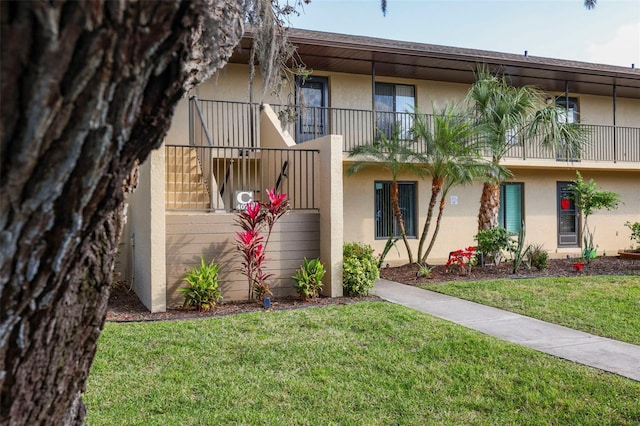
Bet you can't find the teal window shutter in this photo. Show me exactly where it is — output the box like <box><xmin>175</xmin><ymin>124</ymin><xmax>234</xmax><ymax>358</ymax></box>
<box><xmin>499</xmin><ymin>183</ymin><xmax>523</xmax><ymax>233</ymax></box>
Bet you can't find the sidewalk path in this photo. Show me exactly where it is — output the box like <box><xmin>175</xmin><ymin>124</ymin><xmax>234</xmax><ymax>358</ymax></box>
<box><xmin>373</xmin><ymin>279</ymin><xmax>640</xmax><ymax>381</ymax></box>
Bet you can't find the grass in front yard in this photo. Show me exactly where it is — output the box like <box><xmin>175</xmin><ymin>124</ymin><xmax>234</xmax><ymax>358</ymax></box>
<box><xmin>422</xmin><ymin>275</ymin><xmax>640</xmax><ymax>345</ymax></box>
<box><xmin>85</xmin><ymin>302</ymin><xmax>640</xmax><ymax>425</ymax></box>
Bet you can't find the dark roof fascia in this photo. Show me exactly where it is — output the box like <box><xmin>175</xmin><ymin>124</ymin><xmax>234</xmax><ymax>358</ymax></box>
<box><xmin>286</xmin><ymin>28</ymin><xmax>638</xmax><ymax>78</ymax></box>
<box><xmin>236</xmin><ymin>27</ymin><xmax>640</xmax><ymax>97</ymax></box>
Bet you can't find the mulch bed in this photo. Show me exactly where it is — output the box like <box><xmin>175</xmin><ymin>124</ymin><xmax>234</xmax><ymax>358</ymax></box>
<box><xmin>107</xmin><ymin>256</ymin><xmax>638</xmax><ymax>322</ymax></box>
<box><xmin>380</xmin><ymin>255</ymin><xmax>640</xmax><ymax>285</ymax></box>
<box><xmin>106</xmin><ymin>284</ymin><xmax>380</xmax><ymax>322</ymax></box>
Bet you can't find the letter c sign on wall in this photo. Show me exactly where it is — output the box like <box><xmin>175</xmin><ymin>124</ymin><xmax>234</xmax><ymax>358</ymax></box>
<box><xmin>235</xmin><ymin>191</ymin><xmax>254</xmax><ymax>210</ymax></box>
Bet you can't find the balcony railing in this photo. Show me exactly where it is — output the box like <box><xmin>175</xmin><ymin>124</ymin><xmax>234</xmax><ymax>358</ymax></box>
<box><xmin>165</xmin><ymin>144</ymin><xmax>319</xmax><ymax>212</ymax></box>
<box><xmin>190</xmin><ymin>98</ymin><xmax>640</xmax><ymax>163</ymax></box>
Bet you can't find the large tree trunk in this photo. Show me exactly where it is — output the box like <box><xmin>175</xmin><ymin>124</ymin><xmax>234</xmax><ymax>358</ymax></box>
<box><xmin>477</xmin><ymin>182</ymin><xmax>501</xmax><ymax>231</ymax></box>
<box><xmin>0</xmin><ymin>1</ymin><xmax>244</xmax><ymax>424</ymax></box>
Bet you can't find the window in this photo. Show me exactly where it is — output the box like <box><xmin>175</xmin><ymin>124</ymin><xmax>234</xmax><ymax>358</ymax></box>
<box><xmin>295</xmin><ymin>76</ymin><xmax>329</xmax><ymax>143</ymax></box>
<box><xmin>375</xmin><ymin>181</ymin><xmax>417</xmax><ymax>239</ymax></box>
<box><xmin>555</xmin><ymin>97</ymin><xmax>580</xmax><ymax>161</ymax></box>
<box><xmin>555</xmin><ymin>96</ymin><xmax>579</xmax><ymax>124</ymax></box>
<box><xmin>498</xmin><ymin>183</ymin><xmax>524</xmax><ymax>233</ymax></box>
<box><xmin>374</xmin><ymin>83</ymin><xmax>415</xmax><ymax>139</ymax></box>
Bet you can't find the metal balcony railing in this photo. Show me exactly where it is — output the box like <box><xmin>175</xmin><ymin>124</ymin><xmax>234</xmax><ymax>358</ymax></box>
<box><xmin>190</xmin><ymin>98</ymin><xmax>640</xmax><ymax>163</ymax></box>
<box><xmin>165</xmin><ymin>144</ymin><xmax>319</xmax><ymax>212</ymax></box>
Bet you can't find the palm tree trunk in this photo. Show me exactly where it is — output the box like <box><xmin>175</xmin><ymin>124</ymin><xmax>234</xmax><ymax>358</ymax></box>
<box><xmin>417</xmin><ymin>178</ymin><xmax>443</xmax><ymax>262</ymax></box>
<box><xmin>422</xmin><ymin>192</ymin><xmax>447</xmax><ymax>263</ymax></box>
<box><xmin>391</xmin><ymin>180</ymin><xmax>413</xmax><ymax>263</ymax></box>
<box><xmin>478</xmin><ymin>182</ymin><xmax>501</xmax><ymax>231</ymax></box>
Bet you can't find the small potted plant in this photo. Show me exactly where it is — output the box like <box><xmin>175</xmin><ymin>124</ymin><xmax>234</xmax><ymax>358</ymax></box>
<box><xmin>573</xmin><ymin>261</ymin><xmax>585</xmax><ymax>272</ymax></box>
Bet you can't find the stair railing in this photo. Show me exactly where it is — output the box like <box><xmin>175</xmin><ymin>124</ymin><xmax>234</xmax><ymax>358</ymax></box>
<box><xmin>189</xmin><ymin>96</ymin><xmax>216</xmax><ymax>208</ymax></box>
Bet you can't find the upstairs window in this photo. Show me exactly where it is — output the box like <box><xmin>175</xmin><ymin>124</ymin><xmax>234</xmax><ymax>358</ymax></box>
<box><xmin>555</xmin><ymin>96</ymin><xmax>579</xmax><ymax>124</ymax></box>
<box><xmin>555</xmin><ymin>96</ymin><xmax>580</xmax><ymax>161</ymax></box>
<box><xmin>374</xmin><ymin>83</ymin><xmax>415</xmax><ymax>139</ymax></box>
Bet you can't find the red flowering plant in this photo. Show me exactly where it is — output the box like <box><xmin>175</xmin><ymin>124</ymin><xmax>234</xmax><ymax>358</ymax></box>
<box><xmin>446</xmin><ymin>246</ymin><xmax>477</xmax><ymax>275</ymax></box>
<box><xmin>236</xmin><ymin>188</ymin><xmax>290</xmax><ymax>300</ymax></box>
<box><xmin>573</xmin><ymin>261</ymin><xmax>585</xmax><ymax>272</ymax></box>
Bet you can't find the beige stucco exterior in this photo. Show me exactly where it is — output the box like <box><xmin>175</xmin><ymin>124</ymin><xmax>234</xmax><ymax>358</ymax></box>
<box><xmin>343</xmin><ymin>165</ymin><xmax>640</xmax><ymax>266</ymax></box>
<box><xmin>124</xmin><ymin>31</ymin><xmax>639</xmax><ymax>312</ymax></box>
<box><xmin>127</xmin><ymin>149</ymin><xmax>167</xmax><ymax>312</ymax></box>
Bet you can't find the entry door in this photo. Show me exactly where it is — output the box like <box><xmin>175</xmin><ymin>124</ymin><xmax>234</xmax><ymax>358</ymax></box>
<box><xmin>557</xmin><ymin>182</ymin><xmax>579</xmax><ymax>246</ymax></box>
<box><xmin>296</xmin><ymin>76</ymin><xmax>328</xmax><ymax>143</ymax></box>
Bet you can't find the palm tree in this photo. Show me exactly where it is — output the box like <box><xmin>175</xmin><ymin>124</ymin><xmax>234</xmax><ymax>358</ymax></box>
<box><xmin>412</xmin><ymin>104</ymin><xmax>498</xmax><ymax>264</ymax></box>
<box><xmin>348</xmin><ymin>125</ymin><xmax>424</xmax><ymax>263</ymax></box>
<box><xmin>467</xmin><ymin>69</ymin><xmax>588</xmax><ymax>231</ymax></box>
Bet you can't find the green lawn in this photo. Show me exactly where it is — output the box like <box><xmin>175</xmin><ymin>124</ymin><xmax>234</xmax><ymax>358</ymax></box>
<box><xmin>422</xmin><ymin>275</ymin><xmax>640</xmax><ymax>345</ymax></box>
<box><xmin>85</xmin><ymin>302</ymin><xmax>640</xmax><ymax>425</ymax></box>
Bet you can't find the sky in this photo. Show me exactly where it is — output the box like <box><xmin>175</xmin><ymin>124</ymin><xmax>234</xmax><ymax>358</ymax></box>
<box><xmin>287</xmin><ymin>0</ymin><xmax>640</xmax><ymax>68</ymax></box>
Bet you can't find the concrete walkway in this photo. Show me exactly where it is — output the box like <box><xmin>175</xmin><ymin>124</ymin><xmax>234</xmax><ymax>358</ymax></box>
<box><xmin>373</xmin><ymin>279</ymin><xmax>640</xmax><ymax>381</ymax></box>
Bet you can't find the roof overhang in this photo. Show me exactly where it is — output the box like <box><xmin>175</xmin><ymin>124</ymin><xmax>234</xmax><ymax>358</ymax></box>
<box><xmin>230</xmin><ymin>28</ymin><xmax>640</xmax><ymax>99</ymax></box>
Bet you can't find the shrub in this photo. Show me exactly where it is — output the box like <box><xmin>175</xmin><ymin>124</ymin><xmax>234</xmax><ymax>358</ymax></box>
<box><xmin>625</xmin><ymin>221</ymin><xmax>640</xmax><ymax>251</ymax></box>
<box><xmin>343</xmin><ymin>242</ymin><xmax>379</xmax><ymax>296</ymax></box>
<box><xmin>236</xmin><ymin>188</ymin><xmax>290</xmax><ymax>300</ymax></box>
<box><xmin>474</xmin><ymin>227</ymin><xmax>513</xmax><ymax>265</ymax></box>
<box><xmin>292</xmin><ymin>258</ymin><xmax>326</xmax><ymax>300</ymax></box>
<box><xmin>446</xmin><ymin>247</ymin><xmax>476</xmax><ymax>275</ymax></box>
<box><xmin>179</xmin><ymin>257</ymin><xmax>222</xmax><ymax>311</ymax></box>
<box><xmin>417</xmin><ymin>263</ymin><xmax>434</xmax><ymax>278</ymax></box>
<box><xmin>510</xmin><ymin>224</ymin><xmax>531</xmax><ymax>274</ymax></box>
<box><xmin>377</xmin><ymin>236</ymin><xmax>400</xmax><ymax>269</ymax></box>
<box><xmin>527</xmin><ymin>244</ymin><xmax>549</xmax><ymax>271</ymax></box>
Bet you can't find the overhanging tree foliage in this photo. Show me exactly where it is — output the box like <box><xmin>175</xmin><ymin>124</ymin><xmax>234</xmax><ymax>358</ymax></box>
<box><xmin>0</xmin><ymin>0</ymin><xmax>295</xmax><ymax>423</ymax></box>
<box><xmin>348</xmin><ymin>126</ymin><xmax>425</xmax><ymax>264</ymax></box>
<box><xmin>411</xmin><ymin>104</ymin><xmax>496</xmax><ymax>264</ymax></box>
<box><xmin>467</xmin><ymin>69</ymin><xmax>588</xmax><ymax>231</ymax></box>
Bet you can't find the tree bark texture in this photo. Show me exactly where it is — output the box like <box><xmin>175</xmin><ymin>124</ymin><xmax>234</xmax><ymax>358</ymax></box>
<box><xmin>423</xmin><ymin>192</ymin><xmax>447</xmax><ymax>263</ymax></box>
<box><xmin>477</xmin><ymin>182</ymin><xmax>501</xmax><ymax>231</ymax></box>
<box><xmin>417</xmin><ymin>177</ymin><xmax>442</xmax><ymax>264</ymax></box>
<box><xmin>390</xmin><ymin>180</ymin><xmax>413</xmax><ymax>264</ymax></box>
<box><xmin>0</xmin><ymin>1</ymin><xmax>244</xmax><ymax>424</ymax></box>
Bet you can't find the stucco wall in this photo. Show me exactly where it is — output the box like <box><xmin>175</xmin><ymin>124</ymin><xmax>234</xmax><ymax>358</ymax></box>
<box><xmin>343</xmin><ymin>164</ymin><xmax>640</xmax><ymax>265</ymax></box>
<box><xmin>182</xmin><ymin>64</ymin><xmax>640</xmax><ymax>128</ymax></box>
<box><xmin>128</xmin><ymin>149</ymin><xmax>167</xmax><ymax>312</ymax></box>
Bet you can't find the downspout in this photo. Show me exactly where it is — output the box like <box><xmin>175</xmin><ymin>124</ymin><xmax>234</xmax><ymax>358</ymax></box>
<box><xmin>613</xmin><ymin>84</ymin><xmax>617</xmax><ymax>162</ymax></box>
<box><xmin>564</xmin><ymin>81</ymin><xmax>569</xmax><ymax>123</ymax></box>
<box><xmin>371</xmin><ymin>60</ymin><xmax>376</xmax><ymax>143</ymax></box>
<box><xmin>564</xmin><ymin>81</ymin><xmax>570</xmax><ymax>161</ymax></box>
<box><xmin>189</xmin><ymin>97</ymin><xmax>194</xmax><ymax>146</ymax></box>
<box><xmin>129</xmin><ymin>232</ymin><xmax>135</xmax><ymax>291</ymax></box>
<box><xmin>249</xmin><ymin>52</ymin><xmax>255</xmax><ymax>147</ymax></box>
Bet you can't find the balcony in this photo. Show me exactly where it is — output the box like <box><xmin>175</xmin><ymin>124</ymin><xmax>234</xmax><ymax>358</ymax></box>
<box><xmin>191</xmin><ymin>98</ymin><xmax>640</xmax><ymax>164</ymax></box>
